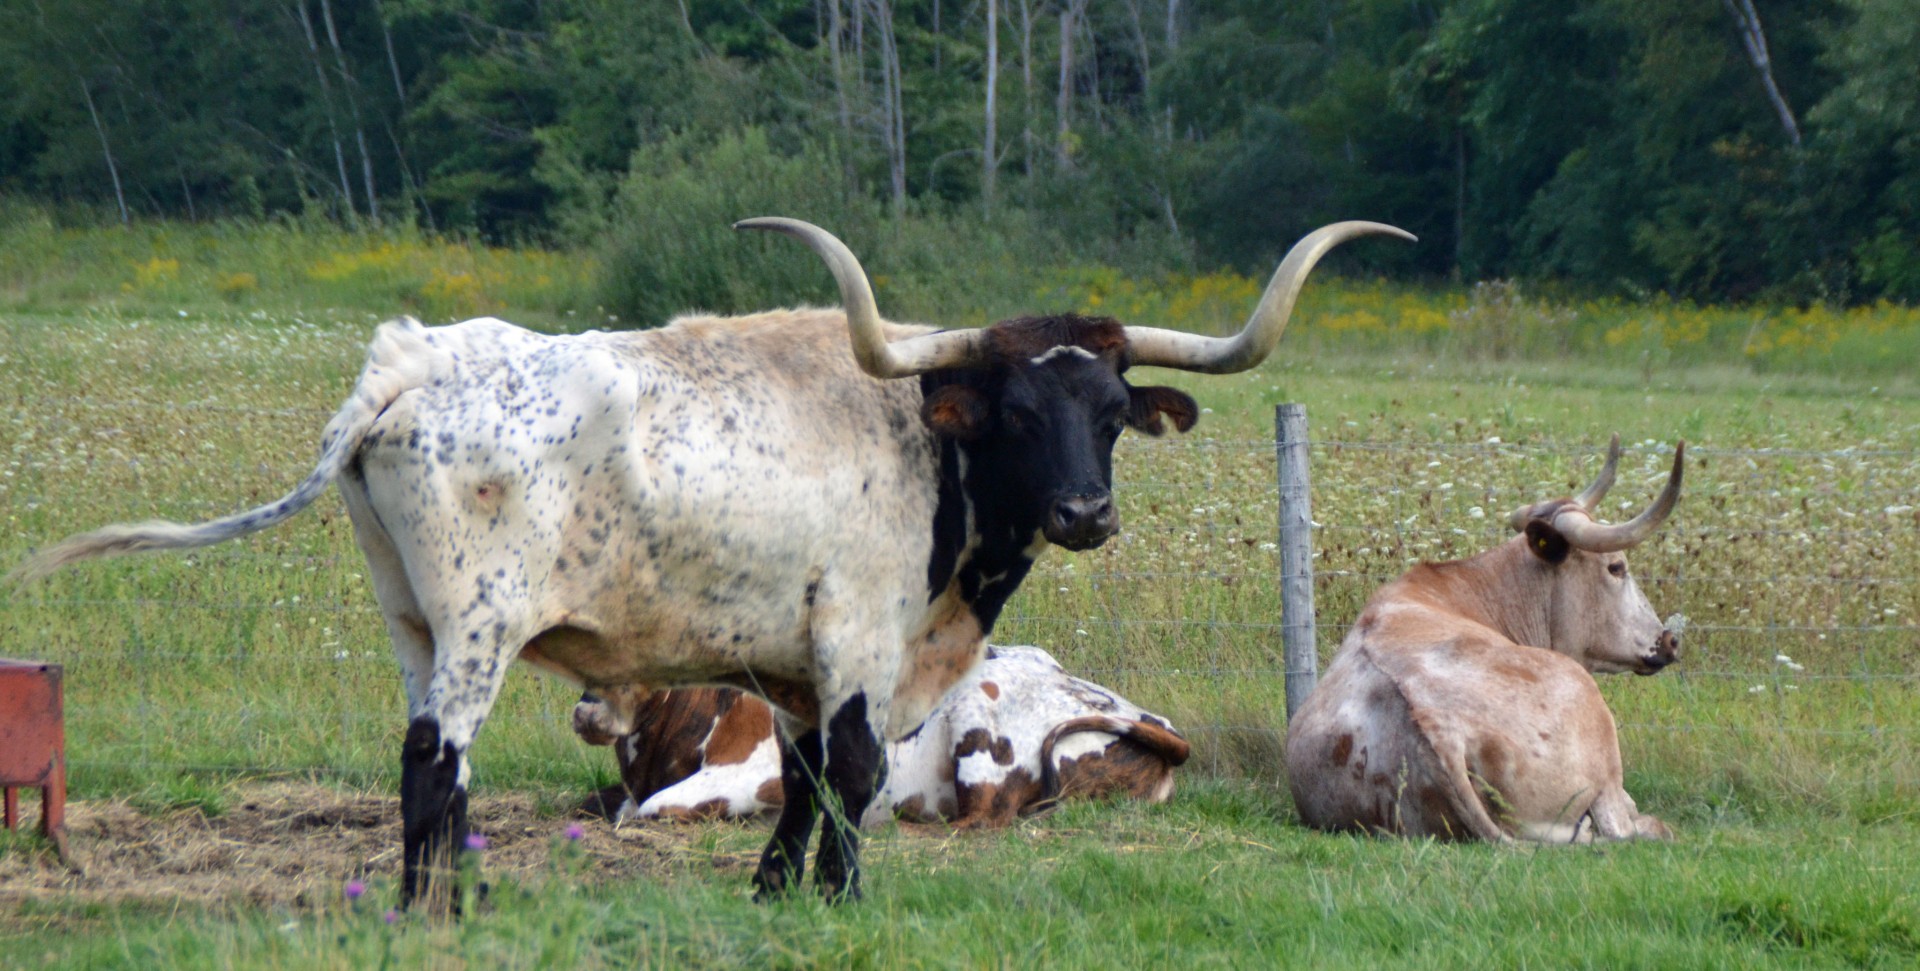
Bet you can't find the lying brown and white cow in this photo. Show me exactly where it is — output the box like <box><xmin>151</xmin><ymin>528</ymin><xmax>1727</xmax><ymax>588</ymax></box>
<box><xmin>1287</xmin><ymin>436</ymin><xmax>1684</xmax><ymax>843</ymax></box>
<box><xmin>575</xmin><ymin>645</ymin><xmax>1191</xmax><ymax>827</ymax></box>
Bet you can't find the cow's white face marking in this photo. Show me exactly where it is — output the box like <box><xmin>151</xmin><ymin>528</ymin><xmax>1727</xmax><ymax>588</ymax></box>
<box><xmin>1028</xmin><ymin>345</ymin><xmax>1098</xmax><ymax>366</ymax></box>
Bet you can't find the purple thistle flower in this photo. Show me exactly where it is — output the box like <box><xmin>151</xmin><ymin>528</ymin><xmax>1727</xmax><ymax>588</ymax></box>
<box><xmin>464</xmin><ymin>832</ymin><xmax>488</xmax><ymax>851</ymax></box>
<box><xmin>564</xmin><ymin>823</ymin><xmax>584</xmax><ymax>842</ymax></box>
<box><xmin>384</xmin><ymin>910</ymin><xmax>399</xmax><ymax>925</ymax></box>
<box><xmin>344</xmin><ymin>880</ymin><xmax>366</xmax><ymax>901</ymax></box>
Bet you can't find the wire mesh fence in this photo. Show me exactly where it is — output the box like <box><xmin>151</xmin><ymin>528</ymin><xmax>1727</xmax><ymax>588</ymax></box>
<box><xmin>3</xmin><ymin>387</ymin><xmax>1917</xmax><ymax>801</ymax></box>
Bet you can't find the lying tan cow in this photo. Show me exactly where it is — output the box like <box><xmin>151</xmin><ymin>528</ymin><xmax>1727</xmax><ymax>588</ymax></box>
<box><xmin>576</xmin><ymin>646</ymin><xmax>1191</xmax><ymax>828</ymax></box>
<box><xmin>1287</xmin><ymin>436</ymin><xmax>1684</xmax><ymax>843</ymax></box>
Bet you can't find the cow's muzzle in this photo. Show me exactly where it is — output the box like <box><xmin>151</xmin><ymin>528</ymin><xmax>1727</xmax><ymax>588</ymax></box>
<box><xmin>1046</xmin><ymin>493</ymin><xmax>1119</xmax><ymax>551</ymax></box>
<box><xmin>1636</xmin><ymin>629</ymin><xmax>1680</xmax><ymax>676</ymax></box>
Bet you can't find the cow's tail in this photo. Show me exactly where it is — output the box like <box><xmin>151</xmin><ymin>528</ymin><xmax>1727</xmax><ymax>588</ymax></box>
<box><xmin>1036</xmin><ymin>715</ymin><xmax>1193</xmax><ymax>808</ymax></box>
<box><xmin>1433</xmin><ymin>743</ymin><xmax>1517</xmax><ymax>844</ymax></box>
<box><xmin>7</xmin><ymin>317</ymin><xmax>449</xmax><ymax>586</ymax></box>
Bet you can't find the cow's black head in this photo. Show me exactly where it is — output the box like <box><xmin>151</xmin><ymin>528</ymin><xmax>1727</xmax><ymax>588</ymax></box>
<box><xmin>919</xmin><ymin>314</ymin><xmax>1197</xmax><ymax>551</ymax></box>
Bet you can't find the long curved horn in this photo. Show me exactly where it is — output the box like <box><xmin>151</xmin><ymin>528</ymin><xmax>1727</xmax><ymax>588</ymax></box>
<box><xmin>1553</xmin><ymin>442</ymin><xmax>1686</xmax><ymax>553</ymax></box>
<box><xmin>1574</xmin><ymin>433</ymin><xmax>1624</xmax><ymax>511</ymax></box>
<box><xmin>734</xmin><ymin>217</ymin><xmax>989</xmax><ymax>379</ymax></box>
<box><xmin>1123</xmin><ymin>221</ymin><xmax>1416</xmax><ymax>373</ymax></box>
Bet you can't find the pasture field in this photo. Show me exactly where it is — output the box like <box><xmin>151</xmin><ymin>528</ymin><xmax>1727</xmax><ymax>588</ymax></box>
<box><xmin>1</xmin><ymin>298</ymin><xmax>1917</xmax><ymax>966</ymax></box>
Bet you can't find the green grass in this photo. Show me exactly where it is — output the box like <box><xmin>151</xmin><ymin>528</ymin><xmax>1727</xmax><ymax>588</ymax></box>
<box><xmin>8</xmin><ymin>785</ymin><xmax>1918</xmax><ymax>969</ymax></box>
<box><xmin>2</xmin><ymin>227</ymin><xmax>1919</xmax><ymax>963</ymax></box>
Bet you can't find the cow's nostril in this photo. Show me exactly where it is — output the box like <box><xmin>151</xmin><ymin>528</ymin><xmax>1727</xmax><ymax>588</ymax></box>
<box><xmin>1048</xmin><ymin>495</ymin><xmax>1119</xmax><ymax>548</ymax></box>
<box><xmin>1053</xmin><ymin>495</ymin><xmax>1111</xmax><ymax>528</ymax></box>
<box><xmin>1655</xmin><ymin>629</ymin><xmax>1680</xmax><ymax>658</ymax></box>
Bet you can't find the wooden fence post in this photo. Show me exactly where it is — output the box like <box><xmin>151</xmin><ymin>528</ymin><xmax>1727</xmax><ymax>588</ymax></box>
<box><xmin>1275</xmin><ymin>404</ymin><xmax>1318</xmax><ymax>721</ymax></box>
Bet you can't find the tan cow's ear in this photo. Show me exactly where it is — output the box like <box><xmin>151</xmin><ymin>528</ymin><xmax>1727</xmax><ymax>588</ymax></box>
<box><xmin>1127</xmin><ymin>386</ymin><xmax>1199</xmax><ymax>436</ymax></box>
<box><xmin>922</xmin><ymin>385</ymin><xmax>989</xmax><ymax>441</ymax></box>
<box><xmin>1523</xmin><ymin>520</ymin><xmax>1571</xmax><ymax>564</ymax></box>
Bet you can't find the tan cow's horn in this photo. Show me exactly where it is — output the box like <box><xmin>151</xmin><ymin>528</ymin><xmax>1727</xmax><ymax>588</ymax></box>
<box><xmin>1574</xmin><ymin>433</ymin><xmax>1624</xmax><ymax>511</ymax></box>
<box><xmin>734</xmin><ymin>217</ymin><xmax>988</xmax><ymax>379</ymax></box>
<box><xmin>1553</xmin><ymin>442</ymin><xmax>1686</xmax><ymax>553</ymax></box>
<box><xmin>1122</xmin><ymin>221</ymin><xmax>1416</xmax><ymax>374</ymax></box>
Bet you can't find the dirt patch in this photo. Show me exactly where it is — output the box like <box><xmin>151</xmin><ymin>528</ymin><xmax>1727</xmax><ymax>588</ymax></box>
<box><xmin>0</xmin><ymin>781</ymin><xmax>766</xmax><ymax>912</ymax></box>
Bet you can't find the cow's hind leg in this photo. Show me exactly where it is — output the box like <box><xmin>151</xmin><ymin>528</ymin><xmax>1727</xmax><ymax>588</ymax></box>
<box><xmin>400</xmin><ymin>715</ymin><xmax>473</xmax><ymax>909</ymax></box>
<box><xmin>754</xmin><ymin>718</ymin><xmax>825</xmax><ymax>900</ymax></box>
<box><xmin>398</xmin><ymin>627</ymin><xmax>524</xmax><ymax>911</ymax></box>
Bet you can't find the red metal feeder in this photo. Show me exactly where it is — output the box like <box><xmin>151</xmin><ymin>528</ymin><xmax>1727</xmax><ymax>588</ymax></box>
<box><xmin>0</xmin><ymin>658</ymin><xmax>69</xmax><ymax>861</ymax></box>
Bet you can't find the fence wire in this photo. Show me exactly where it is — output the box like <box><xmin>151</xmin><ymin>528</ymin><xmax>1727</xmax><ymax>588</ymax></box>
<box><xmin>3</xmin><ymin>418</ymin><xmax>1917</xmax><ymax>791</ymax></box>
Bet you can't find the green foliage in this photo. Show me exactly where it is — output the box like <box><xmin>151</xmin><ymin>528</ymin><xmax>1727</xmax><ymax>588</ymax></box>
<box><xmin>0</xmin><ymin>0</ymin><xmax>1916</xmax><ymax>305</ymax></box>
<box><xmin>0</xmin><ymin>197</ymin><xmax>593</xmax><ymax>321</ymax></box>
<box><xmin>589</xmin><ymin>129</ymin><xmax>877</xmax><ymax>326</ymax></box>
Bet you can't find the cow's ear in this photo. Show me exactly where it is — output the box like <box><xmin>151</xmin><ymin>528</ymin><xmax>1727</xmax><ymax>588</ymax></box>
<box><xmin>1523</xmin><ymin>520</ymin><xmax>1571</xmax><ymax>564</ymax></box>
<box><xmin>922</xmin><ymin>385</ymin><xmax>990</xmax><ymax>440</ymax></box>
<box><xmin>1127</xmin><ymin>386</ymin><xmax>1199</xmax><ymax>437</ymax></box>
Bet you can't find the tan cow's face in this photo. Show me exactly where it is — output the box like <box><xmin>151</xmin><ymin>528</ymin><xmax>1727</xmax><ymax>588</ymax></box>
<box><xmin>1539</xmin><ymin>543</ymin><xmax>1679</xmax><ymax>675</ymax></box>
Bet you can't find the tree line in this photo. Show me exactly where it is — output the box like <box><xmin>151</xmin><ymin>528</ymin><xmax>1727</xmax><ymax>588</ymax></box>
<box><xmin>1</xmin><ymin>0</ymin><xmax>1914</xmax><ymax>306</ymax></box>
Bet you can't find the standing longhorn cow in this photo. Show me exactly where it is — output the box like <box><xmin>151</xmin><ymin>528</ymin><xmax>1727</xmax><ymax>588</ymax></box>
<box><xmin>11</xmin><ymin>217</ymin><xmax>1409</xmax><ymax>904</ymax></box>
<box><xmin>1287</xmin><ymin>436</ymin><xmax>1684</xmax><ymax>842</ymax></box>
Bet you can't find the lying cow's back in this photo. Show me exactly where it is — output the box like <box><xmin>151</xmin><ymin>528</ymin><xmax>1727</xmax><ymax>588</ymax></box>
<box><xmin>1286</xmin><ymin>439</ymin><xmax>1685</xmax><ymax>844</ymax></box>
<box><xmin>876</xmin><ymin>645</ymin><xmax>1190</xmax><ymax>827</ymax></box>
<box><xmin>1288</xmin><ymin>602</ymin><xmax>1628</xmax><ymax>841</ymax></box>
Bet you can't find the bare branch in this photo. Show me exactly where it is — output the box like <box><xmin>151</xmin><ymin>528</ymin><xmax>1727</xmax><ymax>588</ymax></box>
<box><xmin>1720</xmin><ymin>0</ymin><xmax>1801</xmax><ymax>149</ymax></box>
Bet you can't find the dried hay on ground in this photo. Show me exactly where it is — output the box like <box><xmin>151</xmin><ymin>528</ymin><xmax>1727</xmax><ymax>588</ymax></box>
<box><xmin>0</xmin><ymin>781</ymin><xmax>764</xmax><ymax>912</ymax></box>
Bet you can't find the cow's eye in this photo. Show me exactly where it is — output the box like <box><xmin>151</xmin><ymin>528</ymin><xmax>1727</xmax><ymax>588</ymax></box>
<box><xmin>1608</xmin><ymin>561</ymin><xmax>1627</xmax><ymax>578</ymax></box>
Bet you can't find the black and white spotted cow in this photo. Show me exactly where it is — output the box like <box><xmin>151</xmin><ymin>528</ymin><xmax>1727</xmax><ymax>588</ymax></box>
<box><xmin>11</xmin><ymin>217</ymin><xmax>1408</xmax><ymax>905</ymax></box>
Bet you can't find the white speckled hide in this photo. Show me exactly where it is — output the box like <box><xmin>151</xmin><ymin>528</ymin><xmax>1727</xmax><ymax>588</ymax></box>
<box><xmin>335</xmin><ymin>311</ymin><xmax>948</xmax><ymax>748</ymax></box>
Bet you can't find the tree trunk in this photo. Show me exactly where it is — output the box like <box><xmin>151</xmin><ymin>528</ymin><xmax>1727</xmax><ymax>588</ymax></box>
<box><xmin>178</xmin><ymin>167</ymin><xmax>196</xmax><ymax>221</ymax></box>
<box><xmin>984</xmin><ymin>0</ymin><xmax>998</xmax><ymax>213</ymax></box>
<box><xmin>1055</xmin><ymin>0</ymin><xmax>1080</xmax><ymax>168</ymax></box>
<box><xmin>320</xmin><ymin>0</ymin><xmax>378</xmax><ymax>220</ymax></box>
<box><xmin>1454</xmin><ymin>126</ymin><xmax>1466</xmax><ymax>278</ymax></box>
<box><xmin>79</xmin><ymin>79</ymin><xmax>129</xmax><ymax>224</ymax></box>
<box><xmin>827</xmin><ymin>0</ymin><xmax>854</xmax><ymax>186</ymax></box>
<box><xmin>375</xmin><ymin>1</ymin><xmax>431</xmax><ymax>229</ymax></box>
<box><xmin>1721</xmin><ymin>0</ymin><xmax>1802</xmax><ymax>149</ymax></box>
<box><xmin>1019</xmin><ymin>0</ymin><xmax>1035</xmax><ymax>176</ymax></box>
<box><xmin>872</xmin><ymin>0</ymin><xmax>907</xmax><ymax>212</ymax></box>
<box><xmin>294</xmin><ymin>0</ymin><xmax>356</xmax><ymax>218</ymax></box>
<box><xmin>1125</xmin><ymin>0</ymin><xmax>1151</xmax><ymax>105</ymax></box>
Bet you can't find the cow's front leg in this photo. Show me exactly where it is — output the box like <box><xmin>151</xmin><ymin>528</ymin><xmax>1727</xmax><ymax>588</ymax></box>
<box><xmin>814</xmin><ymin>690</ymin><xmax>886</xmax><ymax>902</ymax></box>
<box><xmin>754</xmin><ymin>719</ymin><xmax>824</xmax><ymax>900</ymax></box>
